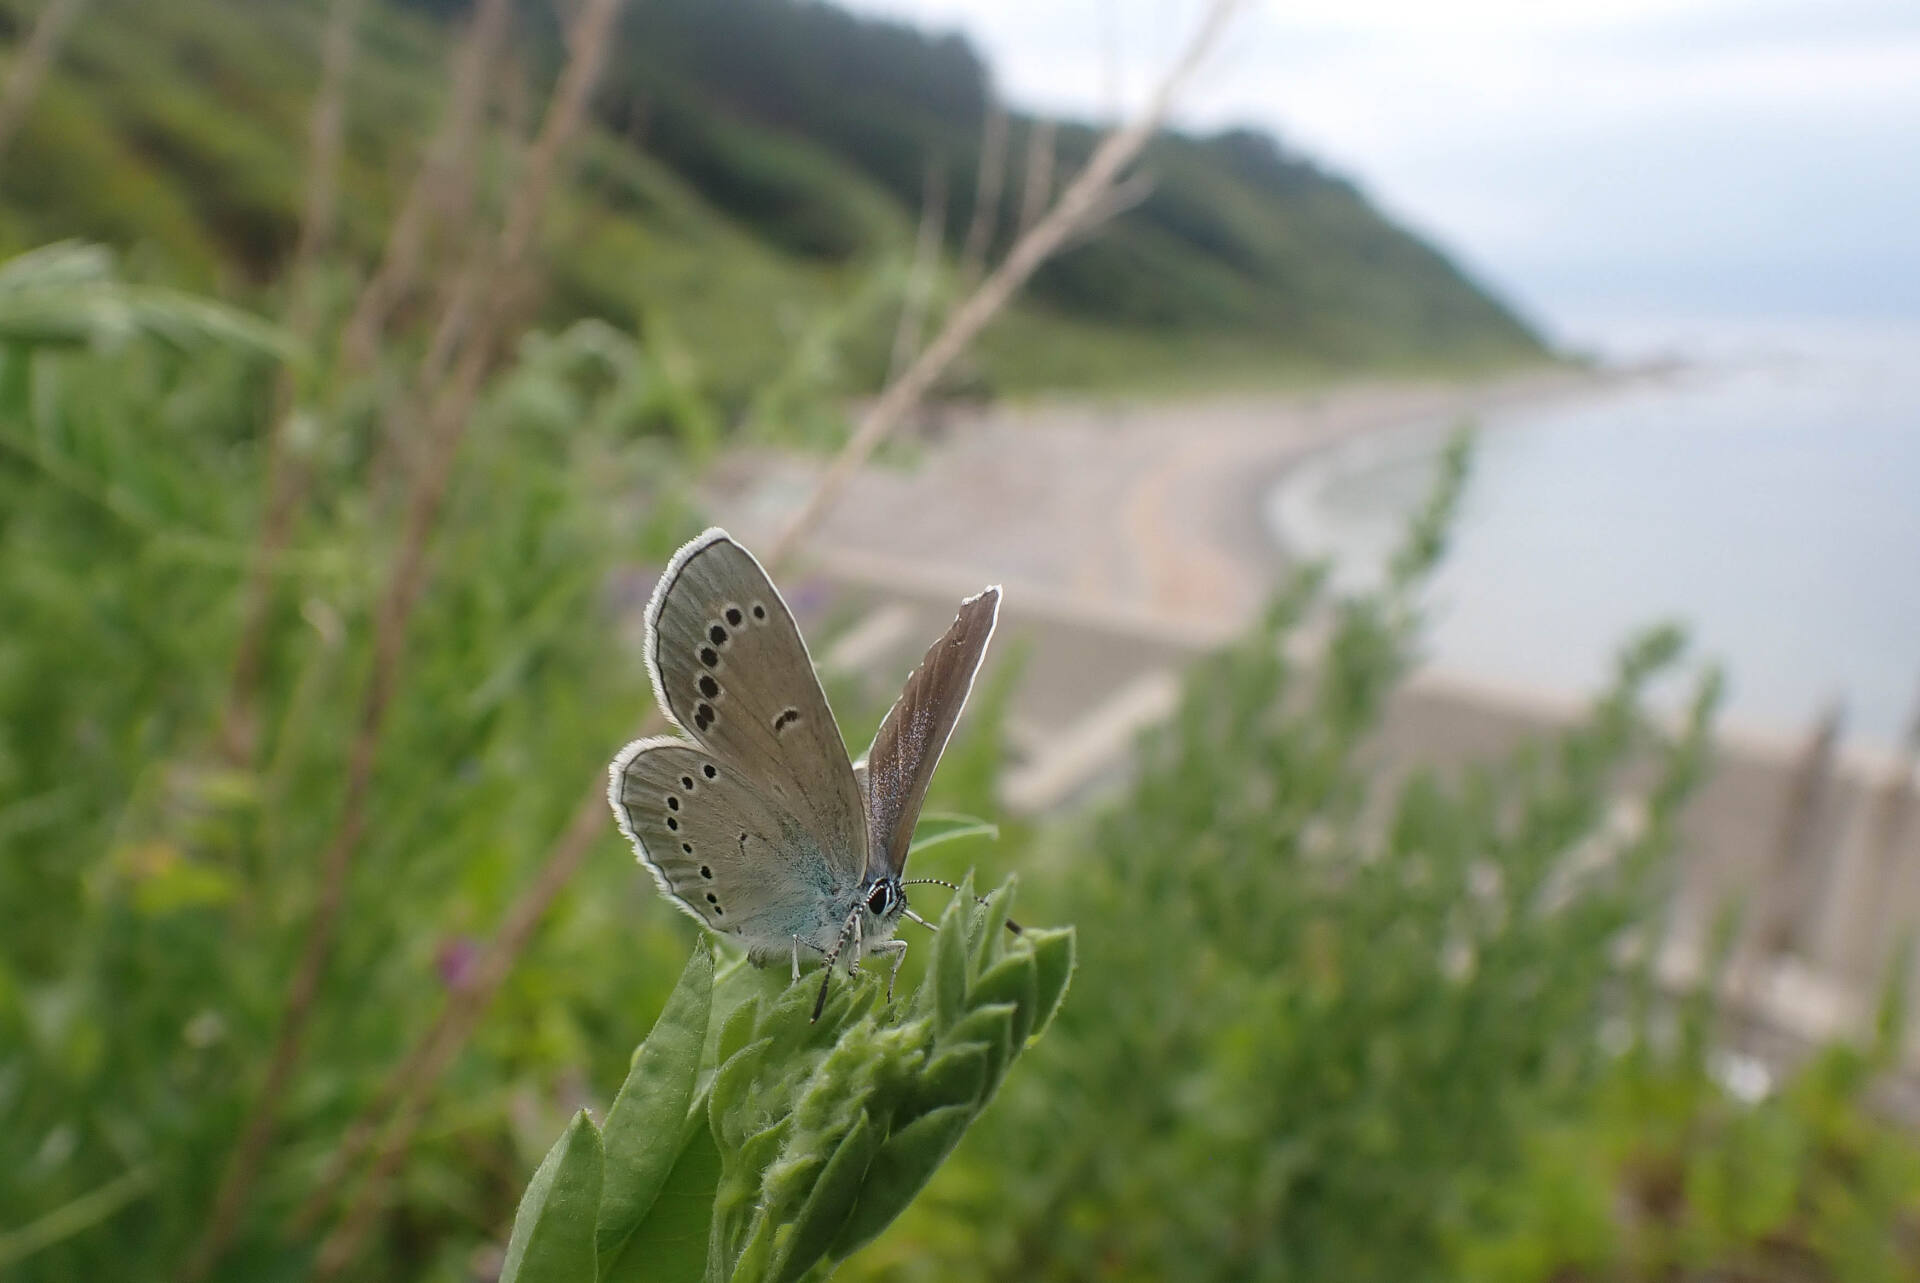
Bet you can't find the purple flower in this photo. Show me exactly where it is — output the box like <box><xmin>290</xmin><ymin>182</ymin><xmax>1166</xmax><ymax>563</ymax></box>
<box><xmin>436</xmin><ymin>936</ymin><xmax>481</xmax><ymax>991</ymax></box>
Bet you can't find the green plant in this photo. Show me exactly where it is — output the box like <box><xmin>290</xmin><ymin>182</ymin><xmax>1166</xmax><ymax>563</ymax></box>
<box><xmin>0</xmin><ymin>244</ymin><xmax>704</xmax><ymax>1280</ymax></box>
<box><xmin>852</xmin><ymin>435</ymin><xmax>1721</xmax><ymax>1282</ymax></box>
<box><xmin>1456</xmin><ymin>940</ymin><xmax>1920</xmax><ymax>1282</ymax></box>
<box><xmin>499</xmin><ymin>878</ymin><xmax>1073</xmax><ymax>1283</ymax></box>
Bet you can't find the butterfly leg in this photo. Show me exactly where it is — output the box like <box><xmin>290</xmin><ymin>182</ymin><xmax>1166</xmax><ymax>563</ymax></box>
<box><xmin>791</xmin><ymin>935</ymin><xmax>803</xmax><ymax>982</ymax></box>
<box><xmin>872</xmin><ymin>939</ymin><xmax>908</xmax><ymax>1002</ymax></box>
<box><xmin>846</xmin><ymin>912</ymin><xmax>864</xmax><ymax>975</ymax></box>
<box><xmin>812</xmin><ymin>906</ymin><xmax>862</xmax><ymax>1023</ymax></box>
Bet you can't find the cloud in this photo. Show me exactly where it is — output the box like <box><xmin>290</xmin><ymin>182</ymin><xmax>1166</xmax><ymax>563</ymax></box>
<box><xmin>846</xmin><ymin>0</ymin><xmax>1920</xmax><ymax>323</ymax></box>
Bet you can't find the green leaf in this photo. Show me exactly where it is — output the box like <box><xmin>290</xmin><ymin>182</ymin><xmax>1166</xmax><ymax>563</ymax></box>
<box><xmin>829</xmin><ymin>1104</ymin><xmax>975</xmax><ymax>1258</ymax></box>
<box><xmin>598</xmin><ymin>940</ymin><xmax>715</xmax><ymax>1271</ymax></box>
<box><xmin>769</xmin><ymin>1110</ymin><xmax>878</xmax><ymax>1283</ymax></box>
<box><xmin>912</xmin><ymin>1042</ymin><xmax>990</xmax><ymax>1113</ymax></box>
<box><xmin>714</xmin><ymin>995</ymin><xmax>761</xmax><ymax>1068</ymax></box>
<box><xmin>969</xmin><ymin>951</ymin><xmax>1039</xmax><ymax>1050</ymax></box>
<box><xmin>1025</xmin><ymin>927</ymin><xmax>1077</xmax><ymax>1038</ymax></box>
<box><xmin>971</xmin><ymin>880</ymin><xmax>1016</xmax><ymax>973</ymax></box>
<box><xmin>603</xmin><ymin>1114</ymin><xmax>723</xmax><ymax>1283</ymax></box>
<box><xmin>499</xmin><ymin>1110</ymin><xmax>605</xmax><ymax>1283</ymax></box>
<box><xmin>710</xmin><ymin>1038</ymin><xmax>774</xmax><ymax>1151</ymax></box>
<box><xmin>905</xmin><ymin>816</ymin><xmax>1000</xmax><ymax>858</ymax></box>
<box><xmin>940</xmin><ymin>1003</ymin><xmax>1016</xmax><ymax>1097</ymax></box>
<box><xmin>929</xmin><ymin>879</ymin><xmax>973</xmax><ymax>1033</ymax></box>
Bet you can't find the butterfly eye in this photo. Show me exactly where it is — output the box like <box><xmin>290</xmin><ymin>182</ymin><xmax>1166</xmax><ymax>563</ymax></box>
<box><xmin>866</xmin><ymin>882</ymin><xmax>895</xmax><ymax>915</ymax></box>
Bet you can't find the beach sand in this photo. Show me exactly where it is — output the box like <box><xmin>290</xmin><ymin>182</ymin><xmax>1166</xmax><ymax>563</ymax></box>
<box><xmin>705</xmin><ymin>367</ymin><xmax>1604</xmax><ymax>644</ymax></box>
<box><xmin>694</xmin><ymin>367</ymin><xmax>1919</xmax><ymax>1070</ymax></box>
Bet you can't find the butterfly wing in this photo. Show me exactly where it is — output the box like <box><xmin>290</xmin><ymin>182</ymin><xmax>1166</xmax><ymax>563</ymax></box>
<box><xmin>643</xmin><ymin>529</ymin><xmax>866</xmax><ymax>882</ymax></box>
<box><xmin>859</xmin><ymin>586</ymin><xmax>1000</xmax><ymax>879</ymax></box>
<box><xmin>610</xmin><ymin>736</ymin><xmax>849</xmax><ymax>951</ymax></box>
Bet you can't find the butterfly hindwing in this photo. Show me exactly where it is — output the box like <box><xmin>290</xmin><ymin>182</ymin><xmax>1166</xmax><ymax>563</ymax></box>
<box><xmin>644</xmin><ymin>530</ymin><xmax>866</xmax><ymax>883</ymax></box>
<box><xmin>610</xmin><ymin>737</ymin><xmax>849</xmax><ymax>951</ymax></box>
<box><xmin>860</xmin><ymin>586</ymin><xmax>1000</xmax><ymax>879</ymax></box>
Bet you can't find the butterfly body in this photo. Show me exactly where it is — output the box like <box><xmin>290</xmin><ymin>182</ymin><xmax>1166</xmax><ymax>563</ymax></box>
<box><xmin>608</xmin><ymin>529</ymin><xmax>997</xmax><ymax>1009</ymax></box>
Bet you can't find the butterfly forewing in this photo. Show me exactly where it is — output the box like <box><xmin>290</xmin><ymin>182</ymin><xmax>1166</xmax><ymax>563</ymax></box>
<box><xmin>611</xmin><ymin>737</ymin><xmax>845</xmax><ymax>949</ymax></box>
<box><xmin>644</xmin><ymin>530</ymin><xmax>865</xmax><ymax>882</ymax></box>
<box><xmin>860</xmin><ymin>586</ymin><xmax>1000</xmax><ymax>878</ymax></box>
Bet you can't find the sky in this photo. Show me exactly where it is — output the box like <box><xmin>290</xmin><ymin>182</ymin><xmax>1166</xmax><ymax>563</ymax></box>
<box><xmin>840</xmin><ymin>0</ymin><xmax>1920</xmax><ymax>345</ymax></box>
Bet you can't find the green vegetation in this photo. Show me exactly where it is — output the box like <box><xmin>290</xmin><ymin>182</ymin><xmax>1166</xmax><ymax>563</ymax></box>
<box><xmin>0</xmin><ymin>244</ymin><xmax>708</xmax><ymax>1280</ymax></box>
<box><xmin>0</xmin><ymin>245</ymin><xmax>1912</xmax><ymax>1280</ymax></box>
<box><xmin>500</xmin><ymin>882</ymin><xmax>1072</xmax><ymax>1283</ymax></box>
<box><xmin>2</xmin><ymin>4</ymin><xmax>1914</xmax><ymax>1279</ymax></box>
<box><xmin>836</xmin><ymin>442</ymin><xmax>1920</xmax><ymax>1283</ymax></box>
<box><xmin>0</xmin><ymin>0</ymin><xmax>1548</xmax><ymax>408</ymax></box>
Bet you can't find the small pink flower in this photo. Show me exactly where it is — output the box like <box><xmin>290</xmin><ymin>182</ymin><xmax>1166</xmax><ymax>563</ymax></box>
<box><xmin>436</xmin><ymin>936</ymin><xmax>481</xmax><ymax>991</ymax></box>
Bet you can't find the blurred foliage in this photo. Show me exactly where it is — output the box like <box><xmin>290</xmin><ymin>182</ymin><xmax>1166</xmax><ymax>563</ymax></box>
<box><xmin>0</xmin><ymin>0</ymin><xmax>1548</xmax><ymax>412</ymax></box>
<box><xmin>0</xmin><ymin>244</ymin><xmax>714</xmax><ymax>1280</ymax></box>
<box><xmin>0</xmin><ymin>233</ymin><xmax>1913</xmax><ymax>1283</ymax></box>
<box><xmin>842</xmin><ymin>437</ymin><xmax>1920</xmax><ymax>1282</ymax></box>
<box><xmin>1458</xmin><ymin>941</ymin><xmax>1920</xmax><ymax>1283</ymax></box>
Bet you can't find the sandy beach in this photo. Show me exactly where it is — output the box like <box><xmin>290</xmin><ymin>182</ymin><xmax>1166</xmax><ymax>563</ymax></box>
<box><xmin>706</xmin><ymin>367</ymin><xmax>1607</xmax><ymax>645</ymax></box>
<box><xmin>698</xmin><ymin>367</ymin><xmax>1920</xmax><ymax>1072</ymax></box>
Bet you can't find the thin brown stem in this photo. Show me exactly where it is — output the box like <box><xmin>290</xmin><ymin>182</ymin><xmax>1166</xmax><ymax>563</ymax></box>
<box><xmin>886</xmin><ymin>161</ymin><xmax>948</xmax><ymax>387</ymax></box>
<box><xmin>958</xmin><ymin>96</ymin><xmax>1008</xmax><ymax>286</ymax></box>
<box><xmin>767</xmin><ymin>0</ymin><xmax>1242</xmax><ymax>567</ymax></box>
<box><xmin>1015</xmin><ymin>119</ymin><xmax>1056</xmax><ymax>238</ymax></box>
<box><xmin>302</xmin><ymin>0</ymin><xmax>1243</xmax><ymax>1259</ymax></box>
<box><xmin>340</xmin><ymin>0</ymin><xmax>511</xmax><ymax>375</ymax></box>
<box><xmin>221</xmin><ymin>0</ymin><xmax>368</xmax><ymax>764</ymax></box>
<box><xmin>185</xmin><ymin>0</ymin><xmax>625</xmax><ymax>1274</ymax></box>
<box><xmin>309</xmin><ymin>786</ymin><xmax>608</xmax><ymax>1276</ymax></box>
<box><xmin>0</xmin><ymin>0</ymin><xmax>88</xmax><ymax>166</ymax></box>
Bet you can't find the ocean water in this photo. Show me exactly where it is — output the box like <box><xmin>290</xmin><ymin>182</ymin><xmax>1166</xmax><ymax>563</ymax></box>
<box><xmin>1266</xmin><ymin>317</ymin><xmax>1920</xmax><ymax>749</ymax></box>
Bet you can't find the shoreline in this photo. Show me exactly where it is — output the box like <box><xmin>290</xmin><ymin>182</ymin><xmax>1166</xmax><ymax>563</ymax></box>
<box><xmin>708</xmin><ymin>364</ymin><xmax>1619</xmax><ymax>648</ymax></box>
<box><xmin>701</xmin><ymin>363</ymin><xmax>1918</xmax><ymax>1053</ymax></box>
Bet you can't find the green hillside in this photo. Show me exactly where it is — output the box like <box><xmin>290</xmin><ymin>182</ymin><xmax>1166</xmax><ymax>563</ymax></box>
<box><xmin>0</xmin><ymin>0</ymin><xmax>1549</xmax><ymax>399</ymax></box>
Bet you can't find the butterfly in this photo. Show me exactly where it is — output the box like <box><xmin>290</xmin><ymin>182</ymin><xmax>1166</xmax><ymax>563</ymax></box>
<box><xmin>608</xmin><ymin>528</ymin><xmax>1002</xmax><ymax>1019</ymax></box>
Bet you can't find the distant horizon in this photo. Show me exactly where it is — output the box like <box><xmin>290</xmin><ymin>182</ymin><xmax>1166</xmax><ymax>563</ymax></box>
<box><xmin>843</xmin><ymin>0</ymin><xmax>1920</xmax><ymax>350</ymax></box>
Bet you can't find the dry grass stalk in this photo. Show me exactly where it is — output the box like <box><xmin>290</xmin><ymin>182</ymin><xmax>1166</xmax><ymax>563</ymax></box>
<box><xmin>767</xmin><ymin>0</ymin><xmax>1242</xmax><ymax>566</ymax></box>
<box><xmin>187</xmin><ymin>0</ymin><xmax>626</xmax><ymax>1273</ymax></box>
<box><xmin>886</xmin><ymin>161</ymin><xmax>948</xmax><ymax>386</ymax></box>
<box><xmin>0</xmin><ymin>0</ymin><xmax>88</xmax><ymax>165</ymax></box>
<box><xmin>340</xmin><ymin>0</ymin><xmax>511</xmax><ymax>374</ymax></box>
<box><xmin>958</xmin><ymin>96</ymin><xmax>1008</xmax><ymax>285</ymax></box>
<box><xmin>221</xmin><ymin>0</ymin><xmax>368</xmax><ymax>763</ymax></box>
<box><xmin>309</xmin><ymin>787</ymin><xmax>610</xmax><ymax>1276</ymax></box>
<box><xmin>1016</xmin><ymin>118</ymin><xmax>1057</xmax><ymax>237</ymax></box>
<box><xmin>306</xmin><ymin>0</ymin><xmax>1245</xmax><ymax>1251</ymax></box>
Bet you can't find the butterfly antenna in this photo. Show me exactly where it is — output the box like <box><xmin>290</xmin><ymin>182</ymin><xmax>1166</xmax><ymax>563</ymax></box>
<box><xmin>812</xmin><ymin>906</ymin><xmax>861</xmax><ymax>1023</ymax></box>
<box><xmin>901</xmin><ymin>879</ymin><xmax>1023</xmax><ymax>935</ymax></box>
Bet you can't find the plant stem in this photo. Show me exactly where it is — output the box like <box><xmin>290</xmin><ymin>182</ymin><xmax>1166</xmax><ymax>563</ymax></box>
<box><xmin>302</xmin><ymin>0</ymin><xmax>1245</xmax><ymax>1261</ymax></box>
<box><xmin>0</xmin><ymin>0</ymin><xmax>89</xmax><ymax>166</ymax></box>
<box><xmin>184</xmin><ymin>0</ymin><xmax>626</xmax><ymax>1274</ymax></box>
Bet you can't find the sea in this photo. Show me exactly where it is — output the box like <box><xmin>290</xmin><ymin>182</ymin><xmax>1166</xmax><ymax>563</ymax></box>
<box><xmin>1265</xmin><ymin>315</ymin><xmax>1920</xmax><ymax>750</ymax></box>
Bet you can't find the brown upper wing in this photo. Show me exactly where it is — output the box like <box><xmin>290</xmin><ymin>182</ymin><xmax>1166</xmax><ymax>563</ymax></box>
<box><xmin>858</xmin><ymin>587</ymin><xmax>1000</xmax><ymax>878</ymax></box>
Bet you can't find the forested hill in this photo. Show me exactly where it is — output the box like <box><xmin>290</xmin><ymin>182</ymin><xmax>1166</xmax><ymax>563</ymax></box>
<box><xmin>0</xmin><ymin>0</ymin><xmax>1549</xmax><ymax>395</ymax></box>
